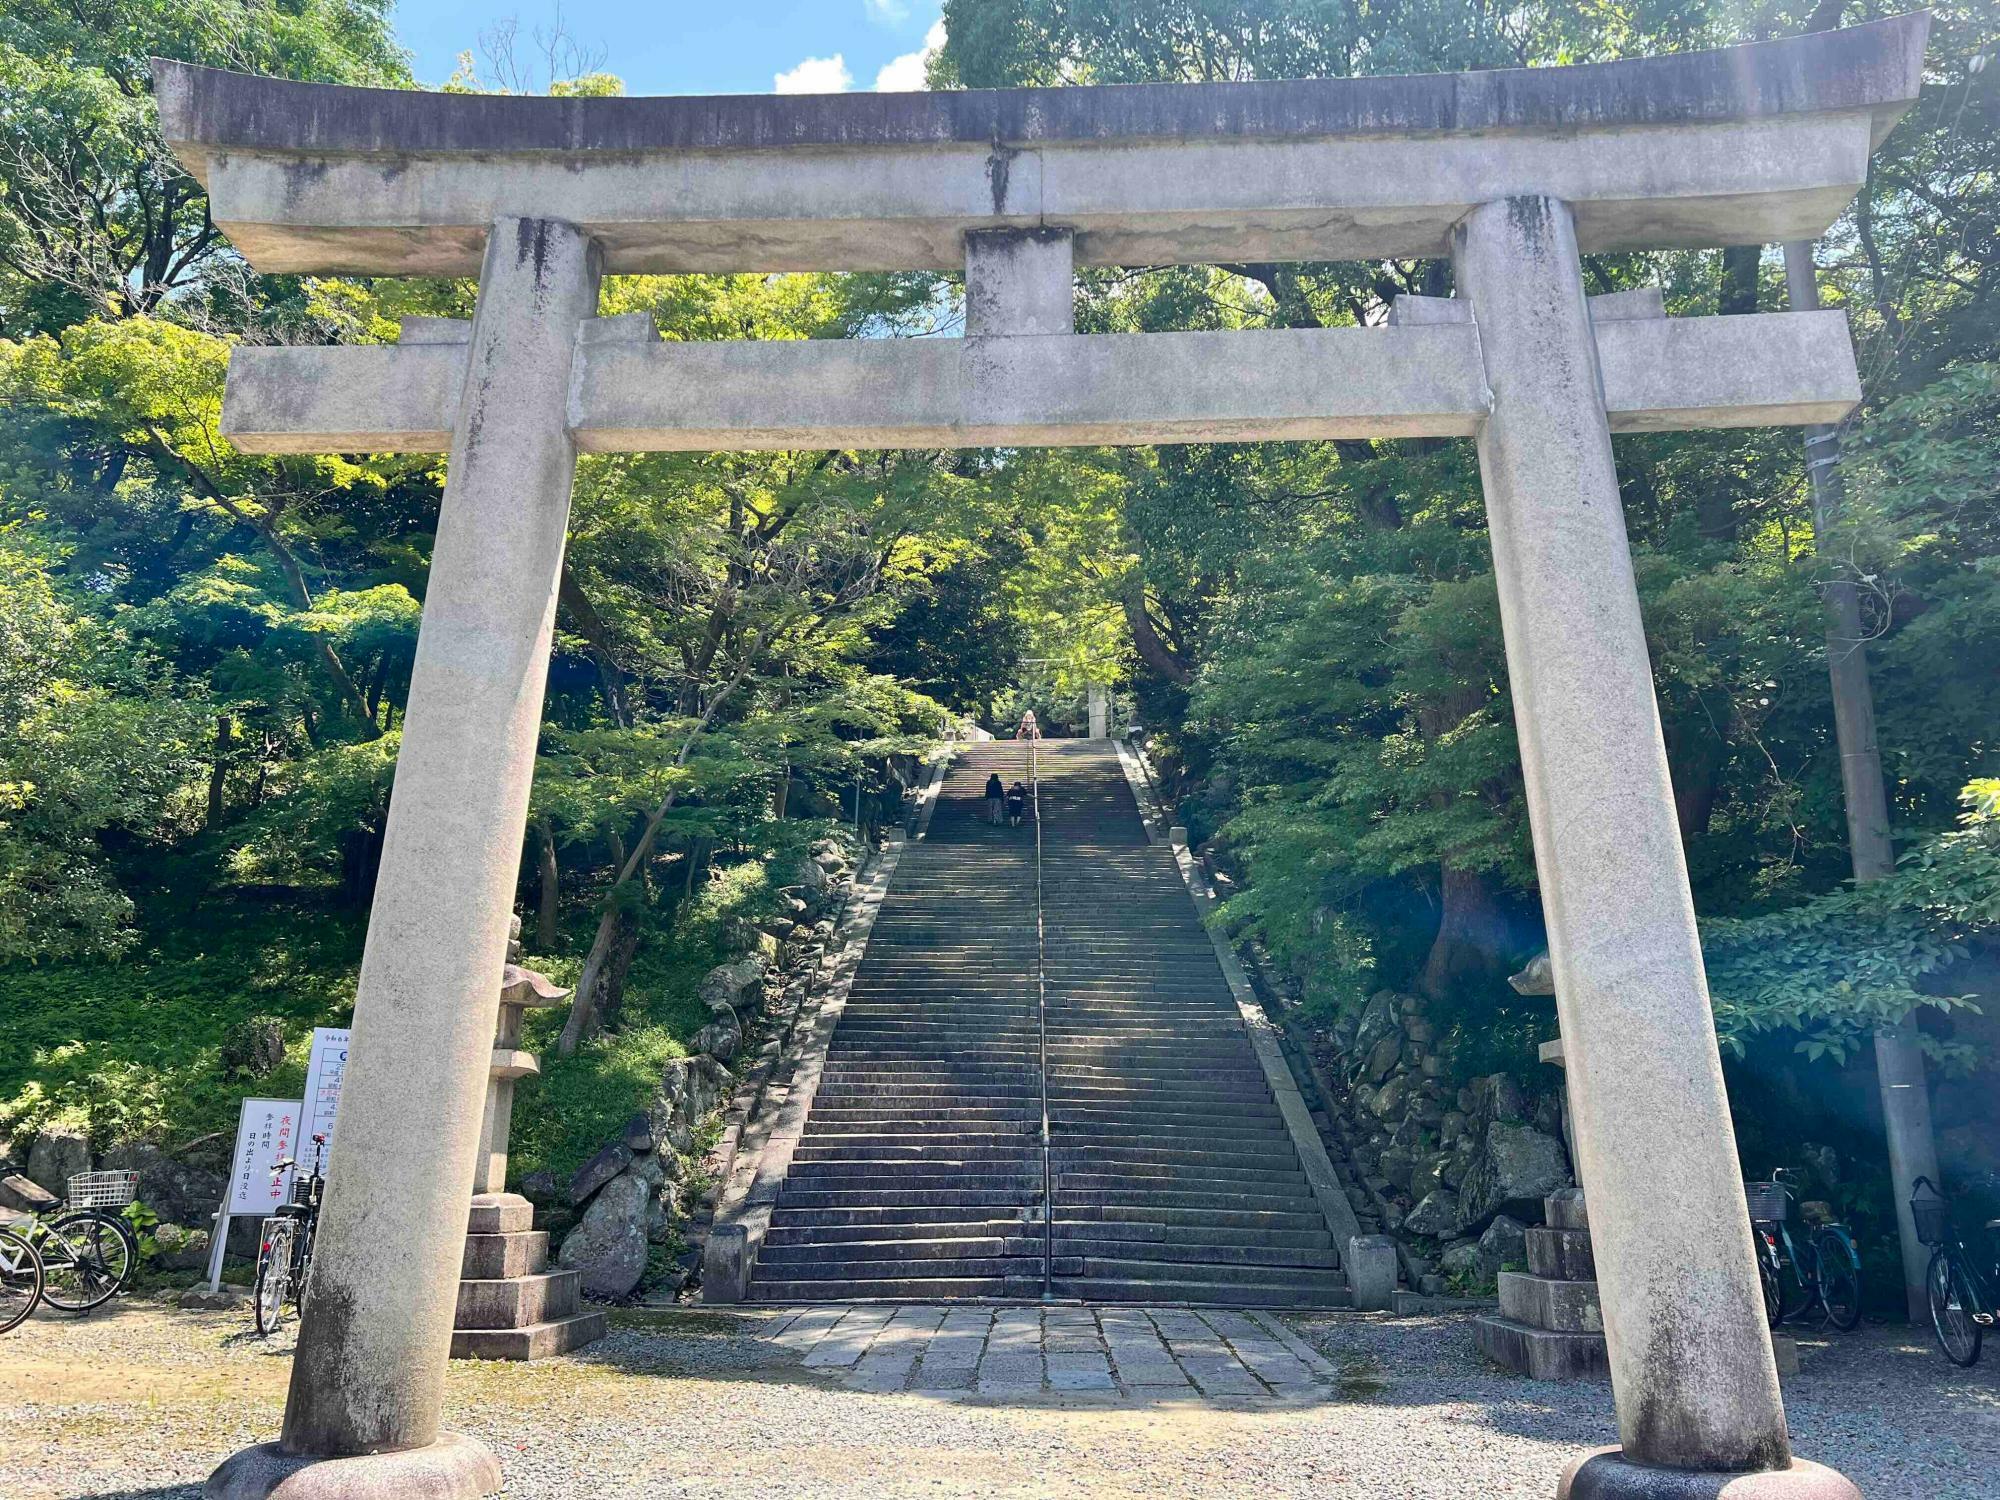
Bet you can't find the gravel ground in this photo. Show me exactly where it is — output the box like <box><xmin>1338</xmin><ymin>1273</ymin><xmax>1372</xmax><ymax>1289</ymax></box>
<box><xmin>1</xmin><ymin>1298</ymin><xmax>1993</xmax><ymax>1499</ymax></box>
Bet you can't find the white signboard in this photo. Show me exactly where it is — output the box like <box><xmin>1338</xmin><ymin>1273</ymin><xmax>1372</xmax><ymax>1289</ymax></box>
<box><xmin>226</xmin><ymin>1096</ymin><xmax>303</xmax><ymax>1217</ymax></box>
<box><xmin>302</xmin><ymin>1026</ymin><xmax>352</xmax><ymax>1166</ymax></box>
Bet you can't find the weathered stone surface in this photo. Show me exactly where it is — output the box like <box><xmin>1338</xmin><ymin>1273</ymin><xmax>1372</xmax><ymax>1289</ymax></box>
<box><xmin>1377</xmin><ymin>1149</ymin><xmax>1414</xmax><ymax>1193</ymax></box>
<box><xmin>1346</xmin><ymin>1234</ymin><xmax>1398</xmax><ymax>1311</ymax></box>
<box><xmin>1364</xmin><ymin>1031</ymin><xmax>1402</xmax><ymax>1083</ymax></box>
<box><xmin>619</xmin><ymin>1114</ymin><xmax>655</xmax><ymax>1154</ymax></box>
<box><xmin>1409</xmin><ymin>1155</ymin><xmax>1450</xmax><ymax>1199</ymax></box>
<box><xmin>1440</xmin><ymin>1240</ymin><xmax>1484</xmax><ymax>1279</ymax></box>
<box><xmin>556</xmin><ymin>1172</ymin><xmax>650</xmax><ymax>1297</ymax></box>
<box><xmin>694</xmin><ymin>1016</ymin><xmax>741</xmax><ymax>1062</ymax></box>
<box><xmin>152</xmin><ymin>1221</ymin><xmax>213</xmax><ymax>1272</ymax></box>
<box><xmin>1405</xmin><ymin>1189</ymin><xmax>1464</xmax><ymax>1239</ymax></box>
<box><xmin>1460</xmin><ymin>1121</ymin><xmax>1570</xmax><ymax>1228</ymax></box>
<box><xmin>26</xmin><ymin>1124</ymin><xmax>89</xmax><ymax>1196</ymax></box>
<box><xmin>697</xmin><ymin>958</ymin><xmax>766</xmax><ymax>1014</ymax></box>
<box><xmin>567</xmin><ymin>1141</ymin><xmax>632</xmax><ymax>1205</ymax></box>
<box><xmin>1479</xmin><ymin>1213</ymin><xmax>1530</xmax><ymax>1274</ymax></box>
<box><xmin>100</xmin><ymin>1142</ymin><xmax>227</xmax><ymax>1228</ymax></box>
<box><xmin>179</xmin><ymin>1284</ymin><xmax>248</xmax><ymax>1311</ymax></box>
<box><xmin>0</xmin><ymin>1172</ymin><xmax>59</xmax><ymax>1214</ymax></box>
<box><xmin>518</xmin><ymin>1169</ymin><xmax>559</xmax><ymax>1204</ymax></box>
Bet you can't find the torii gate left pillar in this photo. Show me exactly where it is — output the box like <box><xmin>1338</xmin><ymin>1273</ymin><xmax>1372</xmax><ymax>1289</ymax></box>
<box><xmin>207</xmin><ymin>218</ymin><xmax>600</xmax><ymax>1497</ymax></box>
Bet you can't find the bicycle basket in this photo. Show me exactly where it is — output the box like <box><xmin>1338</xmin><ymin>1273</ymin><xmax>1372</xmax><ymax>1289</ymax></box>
<box><xmin>67</xmin><ymin>1170</ymin><xmax>139</xmax><ymax>1209</ymax></box>
<box><xmin>289</xmin><ymin>1174</ymin><xmax>316</xmax><ymax>1207</ymax></box>
<box><xmin>1910</xmin><ymin>1182</ymin><xmax>1951</xmax><ymax>1247</ymax></box>
<box><xmin>1743</xmin><ymin>1182</ymin><xmax>1789</xmax><ymax>1222</ymax></box>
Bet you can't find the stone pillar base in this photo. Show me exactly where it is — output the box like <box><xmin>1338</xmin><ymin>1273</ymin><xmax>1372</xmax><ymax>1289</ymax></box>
<box><xmin>206</xmin><ymin>1433</ymin><xmax>501</xmax><ymax>1500</ymax></box>
<box><xmin>1559</xmin><ymin>1449</ymin><xmax>1860</xmax><ymax>1500</ymax></box>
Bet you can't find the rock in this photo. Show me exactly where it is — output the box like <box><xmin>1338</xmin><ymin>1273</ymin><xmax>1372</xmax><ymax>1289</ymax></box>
<box><xmin>179</xmin><ymin>1284</ymin><xmax>247</xmax><ymax>1311</ymax></box>
<box><xmin>114</xmin><ymin>1145</ymin><xmax>228</xmax><ymax>1228</ymax></box>
<box><xmin>1477</xmin><ymin>1214</ymin><xmax>1529</xmax><ymax>1274</ymax></box>
<box><xmin>1460</xmin><ymin>1121</ymin><xmax>1571</xmax><ymax>1229</ymax></box>
<box><xmin>647</xmin><ymin>1055</ymin><xmax>732</xmax><ymax>1154</ymax></box>
<box><xmin>1353</xmin><ymin>993</ymin><xmax>1399</xmax><ymax>1056</ymax></box>
<box><xmin>624</xmin><ymin>1155</ymin><xmax>667</xmax><ymax>1190</ymax></box>
<box><xmin>0</xmin><ymin>1173</ymin><xmax>59</xmax><ymax>1214</ymax></box>
<box><xmin>694</xmin><ymin>1018</ymin><xmax>740</xmax><ymax>1062</ymax></box>
<box><xmin>1440</xmin><ymin>1110</ymin><xmax>1470</xmax><ymax>1144</ymax></box>
<box><xmin>1404</xmin><ymin>1189</ymin><xmax>1465</xmax><ymax>1238</ymax></box>
<box><xmin>1377</xmin><ymin>1149</ymin><xmax>1414</xmax><ymax>1193</ymax></box>
<box><xmin>1471</xmin><ymin>1073</ymin><xmax>1527</xmax><ymax>1126</ymax></box>
<box><xmin>26</xmin><ymin>1124</ymin><xmax>89</xmax><ymax>1196</ymax></box>
<box><xmin>697</xmin><ymin>958</ymin><xmax>766</xmax><ymax>1014</ymax></box>
<box><xmin>151</xmin><ymin>1222</ymin><xmax>212</xmax><ymax>1272</ymax></box>
<box><xmin>567</xmin><ymin>1141</ymin><xmax>633</xmax><ymax>1205</ymax></box>
<box><xmin>1409</xmin><ymin>1154</ymin><xmax>1451</xmax><ymax>1199</ymax></box>
<box><xmin>1440</xmin><ymin>1239</ymin><xmax>1485</xmax><ymax>1280</ymax></box>
<box><xmin>1369</xmin><ymin>1075</ymin><xmax>1409</xmax><ymax>1119</ymax></box>
<box><xmin>762</xmin><ymin>916</ymin><xmax>796</xmax><ymax>940</ymax></box>
<box><xmin>519</xmin><ymin>1169</ymin><xmax>559</xmax><ymax>1204</ymax></box>
<box><xmin>219</xmin><ymin>1016</ymin><xmax>288</xmax><ymax>1078</ymax></box>
<box><xmin>620</xmin><ymin>1114</ymin><xmax>655</xmax><ymax>1154</ymax></box>
<box><xmin>788</xmin><ymin>856</ymin><xmax>832</xmax><ymax>896</ymax></box>
<box><xmin>556</xmin><ymin>1173</ymin><xmax>650</xmax><ymax>1297</ymax></box>
<box><xmin>1363</xmin><ymin>1031</ymin><xmax>1402</xmax><ymax>1083</ymax></box>
<box><xmin>1509</xmin><ymin>950</ymin><xmax>1556</xmax><ymax>995</ymax></box>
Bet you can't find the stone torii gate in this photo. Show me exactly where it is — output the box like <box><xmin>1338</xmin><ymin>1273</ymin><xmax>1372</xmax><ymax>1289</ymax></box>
<box><xmin>159</xmin><ymin>16</ymin><xmax>1925</xmax><ymax>1499</ymax></box>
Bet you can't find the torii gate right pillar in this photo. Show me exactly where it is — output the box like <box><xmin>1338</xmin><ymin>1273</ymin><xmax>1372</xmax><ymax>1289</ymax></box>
<box><xmin>1457</xmin><ymin>194</ymin><xmax>1853</xmax><ymax>1499</ymax></box>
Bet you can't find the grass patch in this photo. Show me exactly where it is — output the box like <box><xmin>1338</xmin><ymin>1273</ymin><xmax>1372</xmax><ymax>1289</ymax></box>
<box><xmin>0</xmin><ymin>896</ymin><xmax>363</xmax><ymax>1152</ymax></box>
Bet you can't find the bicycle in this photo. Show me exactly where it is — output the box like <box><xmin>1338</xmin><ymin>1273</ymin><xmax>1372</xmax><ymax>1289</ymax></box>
<box><xmin>28</xmin><ymin>1171</ymin><xmax>138</xmax><ymax>1315</ymax></box>
<box><xmin>1745</xmin><ymin>1168</ymin><xmax>1863</xmax><ymax>1332</ymax></box>
<box><xmin>254</xmin><ymin>1133</ymin><xmax>326</xmax><ymax>1337</ymax></box>
<box><xmin>0</xmin><ymin>1225</ymin><xmax>43</xmax><ymax>1333</ymax></box>
<box><xmin>1911</xmin><ymin>1176</ymin><xmax>1997</xmax><ymax>1367</ymax></box>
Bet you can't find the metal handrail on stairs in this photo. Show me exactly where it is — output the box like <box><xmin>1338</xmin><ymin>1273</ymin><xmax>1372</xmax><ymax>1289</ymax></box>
<box><xmin>1030</xmin><ymin>737</ymin><xmax>1053</xmax><ymax>1299</ymax></box>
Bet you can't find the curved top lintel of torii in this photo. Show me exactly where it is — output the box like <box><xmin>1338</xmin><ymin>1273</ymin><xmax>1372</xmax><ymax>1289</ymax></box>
<box><xmin>149</xmin><ymin>16</ymin><xmax>1929</xmax><ymax>277</ymax></box>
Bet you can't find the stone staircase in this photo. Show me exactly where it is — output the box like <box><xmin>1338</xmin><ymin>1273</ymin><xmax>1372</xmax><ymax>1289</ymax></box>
<box><xmin>749</xmin><ymin>739</ymin><xmax>1350</xmax><ymax>1307</ymax></box>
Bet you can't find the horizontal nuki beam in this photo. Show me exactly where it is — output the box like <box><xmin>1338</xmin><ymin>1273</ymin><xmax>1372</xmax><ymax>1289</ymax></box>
<box><xmin>154</xmin><ymin>18</ymin><xmax>1927</xmax><ymax>275</ymax></box>
<box><xmin>221</xmin><ymin>311</ymin><xmax>1861</xmax><ymax>456</ymax></box>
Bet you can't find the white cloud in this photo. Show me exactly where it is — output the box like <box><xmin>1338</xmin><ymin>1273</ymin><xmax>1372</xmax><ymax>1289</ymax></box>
<box><xmin>875</xmin><ymin>17</ymin><xmax>946</xmax><ymax>91</ymax></box>
<box><xmin>865</xmin><ymin>0</ymin><xmax>911</xmax><ymax>20</ymax></box>
<box><xmin>775</xmin><ymin>54</ymin><xmax>853</xmax><ymax>94</ymax></box>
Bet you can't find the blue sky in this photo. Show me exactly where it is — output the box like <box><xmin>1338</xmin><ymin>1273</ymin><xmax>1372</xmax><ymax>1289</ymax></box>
<box><xmin>393</xmin><ymin>0</ymin><xmax>948</xmax><ymax>96</ymax></box>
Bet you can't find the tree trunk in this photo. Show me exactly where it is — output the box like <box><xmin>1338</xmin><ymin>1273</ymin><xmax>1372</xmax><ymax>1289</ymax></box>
<box><xmin>1418</xmin><ymin>863</ymin><xmax>1508</xmax><ymax>1002</ymax></box>
<box><xmin>559</xmin><ymin>903</ymin><xmax>624</xmax><ymax>1055</ymax></box>
<box><xmin>206</xmin><ymin>713</ymin><xmax>233</xmax><ymax>829</ymax></box>
<box><xmin>535</xmin><ymin>819</ymin><xmax>560</xmax><ymax>952</ymax></box>
<box><xmin>1121</xmin><ymin>574</ymin><xmax>1193</xmax><ymax>685</ymax></box>
<box><xmin>1786</xmin><ymin>240</ymin><xmax>1940</xmax><ymax>1322</ymax></box>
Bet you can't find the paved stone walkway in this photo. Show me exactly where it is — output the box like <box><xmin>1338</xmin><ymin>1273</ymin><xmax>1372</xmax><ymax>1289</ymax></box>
<box><xmin>767</xmin><ymin>1304</ymin><xmax>1340</xmax><ymax>1399</ymax></box>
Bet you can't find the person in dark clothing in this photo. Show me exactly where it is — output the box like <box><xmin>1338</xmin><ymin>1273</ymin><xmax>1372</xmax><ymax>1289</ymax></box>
<box><xmin>1006</xmin><ymin>782</ymin><xmax>1028</xmax><ymax>826</ymax></box>
<box><xmin>985</xmin><ymin>772</ymin><xmax>1005</xmax><ymax>825</ymax></box>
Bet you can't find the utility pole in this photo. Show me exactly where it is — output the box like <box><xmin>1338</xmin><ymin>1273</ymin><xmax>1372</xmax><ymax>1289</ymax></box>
<box><xmin>1786</xmin><ymin>239</ymin><xmax>1941</xmax><ymax>1323</ymax></box>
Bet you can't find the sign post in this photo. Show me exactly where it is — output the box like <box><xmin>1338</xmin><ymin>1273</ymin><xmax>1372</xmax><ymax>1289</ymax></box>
<box><xmin>203</xmin><ymin>1096</ymin><xmax>302</xmax><ymax>1292</ymax></box>
<box><xmin>199</xmin><ymin>1026</ymin><xmax>350</xmax><ymax>1292</ymax></box>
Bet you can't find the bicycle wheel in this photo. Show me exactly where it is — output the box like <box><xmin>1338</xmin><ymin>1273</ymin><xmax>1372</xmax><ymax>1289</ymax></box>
<box><xmin>1814</xmin><ymin>1229</ymin><xmax>1862</xmax><ymax>1332</ymax></box>
<box><xmin>1927</xmin><ymin>1248</ymin><xmax>1983</xmax><ymax>1367</ymax></box>
<box><xmin>38</xmin><ymin>1212</ymin><xmax>131</xmax><ymax>1313</ymax></box>
<box><xmin>1784</xmin><ymin>1232</ymin><xmax>1832</xmax><ymax>1328</ymax></box>
<box><xmin>0</xmin><ymin>1229</ymin><xmax>43</xmax><ymax>1334</ymax></box>
<box><xmin>1759</xmin><ymin>1252</ymin><xmax>1784</xmax><ymax>1329</ymax></box>
<box><xmin>254</xmin><ymin>1222</ymin><xmax>294</xmax><ymax>1338</ymax></box>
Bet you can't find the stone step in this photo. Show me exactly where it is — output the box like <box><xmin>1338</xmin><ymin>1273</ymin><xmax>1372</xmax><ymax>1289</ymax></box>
<box><xmin>455</xmin><ymin>1269</ymin><xmax>580</xmax><ymax>1329</ymax></box>
<box><xmin>1498</xmin><ymin>1270</ymin><xmax>1604</xmax><ymax>1334</ymax></box>
<box><xmin>461</xmin><ymin>1229</ymin><xmax>548</xmax><ymax>1280</ymax></box>
<box><xmin>451</xmin><ymin>1309</ymin><xmax>610</xmax><ymax>1362</ymax></box>
<box><xmin>1050</xmin><ymin>1275</ymin><xmax>1351</xmax><ymax>1308</ymax></box>
<box><xmin>1473</xmin><ymin>1315</ymin><xmax>1610</xmax><ymax>1381</ymax></box>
